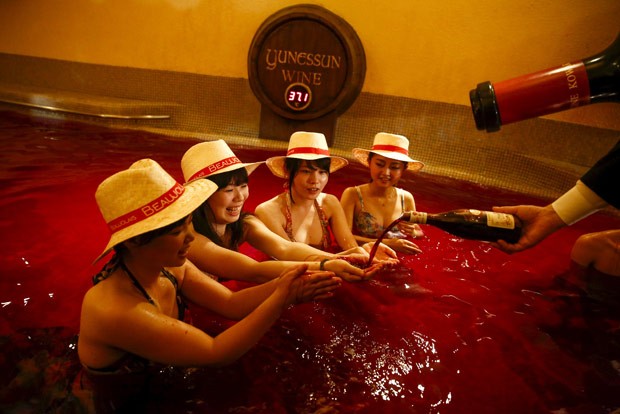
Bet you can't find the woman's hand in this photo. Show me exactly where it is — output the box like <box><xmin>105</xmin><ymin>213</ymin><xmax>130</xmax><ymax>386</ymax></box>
<box><xmin>382</xmin><ymin>237</ymin><xmax>423</xmax><ymax>255</ymax></box>
<box><xmin>277</xmin><ymin>264</ymin><xmax>342</xmax><ymax>305</ymax></box>
<box><xmin>324</xmin><ymin>259</ymin><xmax>368</xmax><ymax>282</ymax></box>
<box><xmin>361</xmin><ymin>242</ymin><xmax>399</xmax><ymax>265</ymax></box>
<box><xmin>397</xmin><ymin>222</ymin><xmax>424</xmax><ymax>238</ymax></box>
<box><xmin>337</xmin><ymin>246</ymin><xmax>369</xmax><ymax>264</ymax></box>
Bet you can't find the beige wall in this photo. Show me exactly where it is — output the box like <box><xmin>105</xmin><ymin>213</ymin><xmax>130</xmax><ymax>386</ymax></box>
<box><xmin>1</xmin><ymin>0</ymin><xmax>618</xmax><ymax>130</ymax></box>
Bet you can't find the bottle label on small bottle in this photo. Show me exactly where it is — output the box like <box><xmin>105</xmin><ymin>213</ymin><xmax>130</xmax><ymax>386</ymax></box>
<box><xmin>485</xmin><ymin>212</ymin><xmax>515</xmax><ymax>229</ymax></box>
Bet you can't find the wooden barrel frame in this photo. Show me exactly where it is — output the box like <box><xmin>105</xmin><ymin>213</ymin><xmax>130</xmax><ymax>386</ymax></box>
<box><xmin>248</xmin><ymin>4</ymin><xmax>366</xmax><ymax>121</ymax></box>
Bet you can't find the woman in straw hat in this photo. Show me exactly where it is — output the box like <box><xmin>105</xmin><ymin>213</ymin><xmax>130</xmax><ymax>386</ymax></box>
<box><xmin>181</xmin><ymin>139</ymin><xmax>377</xmax><ymax>282</ymax></box>
<box><xmin>340</xmin><ymin>133</ymin><xmax>424</xmax><ymax>255</ymax></box>
<box><xmin>255</xmin><ymin>131</ymin><xmax>397</xmax><ymax>263</ymax></box>
<box><xmin>78</xmin><ymin>159</ymin><xmax>341</xmax><ymax>410</ymax></box>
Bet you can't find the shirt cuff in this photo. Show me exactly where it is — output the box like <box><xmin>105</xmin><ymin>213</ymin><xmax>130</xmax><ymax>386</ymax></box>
<box><xmin>551</xmin><ymin>180</ymin><xmax>608</xmax><ymax>225</ymax></box>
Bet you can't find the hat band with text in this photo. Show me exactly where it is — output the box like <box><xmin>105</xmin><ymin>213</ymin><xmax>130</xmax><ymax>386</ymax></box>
<box><xmin>107</xmin><ymin>182</ymin><xmax>186</xmax><ymax>232</ymax></box>
<box><xmin>287</xmin><ymin>147</ymin><xmax>330</xmax><ymax>157</ymax></box>
<box><xmin>371</xmin><ymin>144</ymin><xmax>408</xmax><ymax>155</ymax></box>
<box><xmin>189</xmin><ymin>156</ymin><xmax>242</xmax><ymax>182</ymax></box>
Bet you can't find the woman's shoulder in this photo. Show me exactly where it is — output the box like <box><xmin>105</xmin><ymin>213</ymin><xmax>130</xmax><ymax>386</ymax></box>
<box><xmin>243</xmin><ymin>213</ymin><xmax>266</xmax><ymax>228</ymax></box>
<box><xmin>82</xmin><ymin>271</ymin><xmax>140</xmax><ymax>316</ymax></box>
<box><xmin>341</xmin><ymin>185</ymin><xmax>363</xmax><ymax>198</ymax></box>
<box><xmin>320</xmin><ymin>192</ymin><xmax>340</xmax><ymax>205</ymax></box>
<box><xmin>167</xmin><ymin>259</ymin><xmax>213</xmax><ymax>288</ymax></box>
<box><xmin>320</xmin><ymin>193</ymin><xmax>347</xmax><ymax>216</ymax></box>
<box><xmin>254</xmin><ymin>196</ymin><xmax>278</xmax><ymax>215</ymax></box>
<box><xmin>397</xmin><ymin>187</ymin><xmax>414</xmax><ymax>199</ymax></box>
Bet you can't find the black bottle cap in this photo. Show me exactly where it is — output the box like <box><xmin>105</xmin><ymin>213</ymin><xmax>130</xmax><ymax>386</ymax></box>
<box><xmin>469</xmin><ymin>81</ymin><xmax>501</xmax><ymax>132</ymax></box>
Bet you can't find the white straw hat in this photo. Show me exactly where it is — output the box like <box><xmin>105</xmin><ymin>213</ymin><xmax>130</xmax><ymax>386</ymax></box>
<box><xmin>266</xmin><ymin>131</ymin><xmax>348</xmax><ymax>179</ymax></box>
<box><xmin>94</xmin><ymin>158</ymin><xmax>217</xmax><ymax>262</ymax></box>
<box><xmin>352</xmin><ymin>132</ymin><xmax>424</xmax><ymax>172</ymax></box>
<box><xmin>181</xmin><ymin>139</ymin><xmax>264</xmax><ymax>183</ymax></box>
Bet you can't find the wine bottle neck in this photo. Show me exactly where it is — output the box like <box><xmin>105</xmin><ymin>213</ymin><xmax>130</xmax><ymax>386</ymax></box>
<box><xmin>470</xmin><ymin>31</ymin><xmax>620</xmax><ymax>132</ymax></box>
<box><xmin>584</xmin><ymin>32</ymin><xmax>620</xmax><ymax>103</ymax></box>
<box><xmin>404</xmin><ymin>211</ymin><xmax>427</xmax><ymax>224</ymax></box>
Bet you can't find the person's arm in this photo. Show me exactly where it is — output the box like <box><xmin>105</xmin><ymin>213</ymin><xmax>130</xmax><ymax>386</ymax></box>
<box><xmin>493</xmin><ymin>180</ymin><xmax>609</xmax><ymax>253</ymax></box>
<box><xmin>189</xmin><ymin>229</ymin><xmax>366</xmax><ymax>282</ymax></box>
<box><xmin>175</xmin><ymin>262</ymin><xmax>339</xmax><ymax>366</ymax></box>
<box><xmin>188</xmin><ymin>232</ymin><xmax>296</xmax><ymax>283</ymax></box>
<box><xmin>325</xmin><ymin>193</ymin><xmax>361</xmax><ymax>250</ymax></box>
<box><xmin>492</xmin><ymin>204</ymin><xmax>566</xmax><ymax>253</ymax></box>
<box><xmin>551</xmin><ymin>180</ymin><xmax>608</xmax><ymax>225</ymax></box>
<box><xmin>570</xmin><ymin>230</ymin><xmax>620</xmax><ymax>276</ymax></box>
<box><xmin>79</xmin><ymin>263</ymin><xmax>335</xmax><ymax>368</ymax></box>
<box><xmin>254</xmin><ymin>198</ymin><xmax>291</xmax><ymax>241</ymax></box>
<box><xmin>243</xmin><ymin>215</ymin><xmax>336</xmax><ymax>261</ymax></box>
<box><xmin>579</xmin><ymin>139</ymin><xmax>620</xmax><ymax>209</ymax></box>
<box><xmin>181</xmin><ymin>261</ymin><xmax>340</xmax><ymax>318</ymax></box>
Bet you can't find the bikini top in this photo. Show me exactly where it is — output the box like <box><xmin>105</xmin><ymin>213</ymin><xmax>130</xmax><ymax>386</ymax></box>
<box><xmin>93</xmin><ymin>256</ymin><xmax>186</xmax><ymax>321</ymax></box>
<box><xmin>353</xmin><ymin>186</ymin><xmax>407</xmax><ymax>239</ymax></box>
<box><xmin>281</xmin><ymin>192</ymin><xmax>334</xmax><ymax>251</ymax></box>
<box><xmin>87</xmin><ymin>256</ymin><xmax>187</xmax><ymax>374</ymax></box>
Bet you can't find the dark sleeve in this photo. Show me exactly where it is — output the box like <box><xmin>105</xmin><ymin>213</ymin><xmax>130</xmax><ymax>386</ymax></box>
<box><xmin>580</xmin><ymin>139</ymin><xmax>620</xmax><ymax>208</ymax></box>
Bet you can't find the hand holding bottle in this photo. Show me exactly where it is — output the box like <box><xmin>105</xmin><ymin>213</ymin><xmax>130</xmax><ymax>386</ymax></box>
<box><xmin>402</xmin><ymin>209</ymin><xmax>522</xmax><ymax>243</ymax></box>
<box><xmin>366</xmin><ymin>208</ymin><xmax>522</xmax><ymax>265</ymax></box>
<box><xmin>490</xmin><ymin>204</ymin><xmax>567</xmax><ymax>253</ymax></box>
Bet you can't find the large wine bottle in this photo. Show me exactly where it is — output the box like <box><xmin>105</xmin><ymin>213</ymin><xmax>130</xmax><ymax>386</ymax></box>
<box><xmin>469</xmin><ymin>31</ymin><xmax>620</xmax><ymax>132</ymax></box>
<box><xmin>402</xmin><ymin>209</ymin><xmax>522</xmax><ymax>243</ymax></box>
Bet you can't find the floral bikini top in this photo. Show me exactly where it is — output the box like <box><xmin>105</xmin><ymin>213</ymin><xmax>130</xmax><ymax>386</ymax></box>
<box><xmin>281</xmin><ymin>192</ymin><xmax>334</xmax><ymax>251</ymax></box>
<box><xmin>353</xmin><ymin>186</ymin><xmax>407</xmax><ymax>239</ymax></box>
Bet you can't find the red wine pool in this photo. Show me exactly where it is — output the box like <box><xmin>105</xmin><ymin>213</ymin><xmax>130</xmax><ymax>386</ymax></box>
<box><xmin>1</xmin><ymin>110</ymin><xmax>619</xmax><ymax>413</ymax></box>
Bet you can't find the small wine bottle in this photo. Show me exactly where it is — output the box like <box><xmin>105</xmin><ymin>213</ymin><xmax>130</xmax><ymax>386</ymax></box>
<box><xmin>401</xmin><ymin>209</ymin><xmax>522</xmax><ymax>243</ymax></box>
<box><xmin>470</xmin><ymin>31</ymin><xmax>620</xmax><ymax>132</ymax></box>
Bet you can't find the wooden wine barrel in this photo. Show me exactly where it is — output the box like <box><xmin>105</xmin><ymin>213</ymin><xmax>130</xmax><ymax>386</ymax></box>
<box><xmin>248</xmin><ymin>4</ymin><xmax>366</xmax><ymax>142</ymax></box>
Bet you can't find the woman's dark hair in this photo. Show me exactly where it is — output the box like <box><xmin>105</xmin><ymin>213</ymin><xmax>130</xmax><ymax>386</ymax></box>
<box><xmin>367</xmin><ymin>153</ymin><xmax>408</xmax><ymax>182</ymax></box>
<box><xmin>285</xmin><ymin>157</ymin><xmax>331</xmax><ymax>204</ymax></box>
<box><xmin>191</xmin><ymin>168</ymin><xmax>249</xmax><ymax>251</ymax></box>
<box><xmin>113</xmin><ymin>215</ymin><xmax>189</xmax><ymax>255</ymax></box>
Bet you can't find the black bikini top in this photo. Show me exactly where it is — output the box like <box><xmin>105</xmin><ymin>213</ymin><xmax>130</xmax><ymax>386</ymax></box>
<box><xmin>93</xmin><ymin>255</ymin><xmax>186</xmax><ymax>320</ymax></box>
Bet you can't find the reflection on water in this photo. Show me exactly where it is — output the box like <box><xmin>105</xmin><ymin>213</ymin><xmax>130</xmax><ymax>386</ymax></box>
<box><xmin>1</xmin><ymin>110</ymin><xmax>619</xmax><ymax>413</ymax></box>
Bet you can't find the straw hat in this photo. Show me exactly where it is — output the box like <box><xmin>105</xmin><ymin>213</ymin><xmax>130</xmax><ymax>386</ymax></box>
<box><xmin>181</xmin><ymin>139</ymin><xmax>264</xmax><ymax>183</ymax></box>
<box><xmin>266</xmin><ymin>131</ymin><xmax>348</xmax><ymax>179</ymax></box>
<box><xmin>352</xmin><ymin>132</ymin><xmax>424</xmax><ymax>172</ymax></box>
<box><xmin>94</xmin><ymin>158</ymin><xmax>217</xmax><ymax>262</ymax></box>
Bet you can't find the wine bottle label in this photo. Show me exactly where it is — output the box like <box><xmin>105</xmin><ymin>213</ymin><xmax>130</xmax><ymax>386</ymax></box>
<box><xmin>485</xmin><ymin>212</ymin><xmax>515</xmax><ymax>229</ymax></box>
<box><xmin>407</xmin><ymin>211</ymin><xmax>427</xmax><ymax>224</ymax></box>
<box><xmin>494</xmin><ymin>61</ymin><xmax>590</xmax><ymax>126</ymax></box>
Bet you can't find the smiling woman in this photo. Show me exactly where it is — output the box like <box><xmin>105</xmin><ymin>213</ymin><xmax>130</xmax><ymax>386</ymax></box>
<box><xmin>255</xmin><ymin>131</ymin><xmax>397</xmax><ymax>263</ymax></box>
<box><xmin>76</xmin><ymin>157</ymin><xmax>343</xmax><ymax>412</ymax></box>
<box><xmin>181</xmin><ymin>139</ymin><xmax>378</xmax><ymax>283</ymax></box>
<box><xmin>341</xmin><ymin>132</ymin><xmax>426</xmax><ymax>254</ymax></box>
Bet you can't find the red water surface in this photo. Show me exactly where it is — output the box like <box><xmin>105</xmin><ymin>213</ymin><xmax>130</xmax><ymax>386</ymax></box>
<box><xmin>1</xmin><ymin>110</ymin><xmax>619</xmax><ymax>413</ymax></box>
